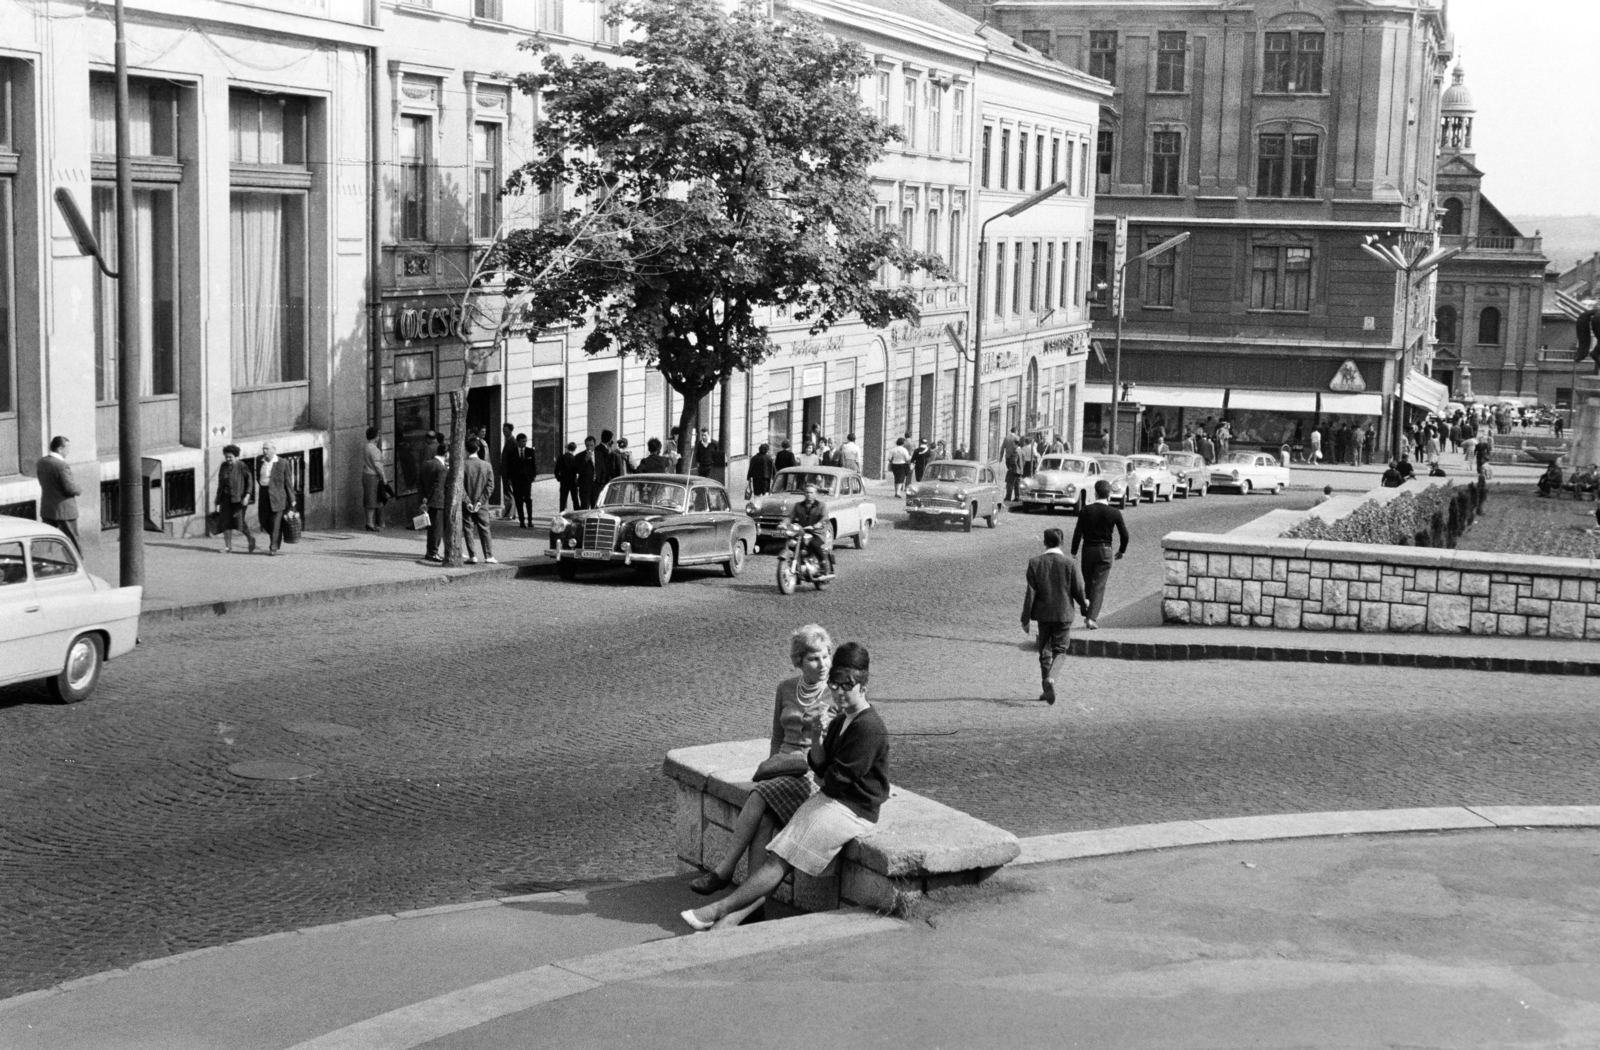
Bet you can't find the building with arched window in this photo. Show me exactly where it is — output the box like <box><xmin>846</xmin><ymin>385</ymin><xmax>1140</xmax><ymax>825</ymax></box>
<box><xmin>1432</xmin><ymin>63</ymin><xmax>1548</xmax><ymax>401</ymax></box>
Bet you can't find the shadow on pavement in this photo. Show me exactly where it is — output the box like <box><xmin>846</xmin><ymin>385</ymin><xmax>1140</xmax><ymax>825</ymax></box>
<box><xmin>500</xmin><ymin>874</ymin><xmax>698</xmax><ymax>938</ymax></box>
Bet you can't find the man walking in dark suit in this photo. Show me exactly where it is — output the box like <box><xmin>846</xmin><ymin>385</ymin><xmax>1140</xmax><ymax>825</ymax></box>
<box><xmin>1021</xmin><ymin>527</ymin><xmax>1091</xmax><ymax>706</ymax></box>
<box><xmin>556</xmin><ymin>442</ymin><xmax>579</xmax><ymax>510</ymax></box>
<box><xmin>1071</xmin><ymin>478</ymin><xmax>1129</xmax><ymax>626</ymax></box>
<box><xmin>600</xmin><ymin>429</ymin><xmax>629</xmax><ymax>485</ymax></box>
<box><xmin>258</xmin><ymin>443</ymin><xmax>299</xmax><ymax>556</ymax></box>
<box><xmin>577</xmin><ymin>436</ymin><xmax>603</xmax><ymax>508</ymax></box>
<box><xmin>506</xmin><ymin>433</ymin><xmax>537</xmax><ymax>527</ymax></box>
<box><xmin>749</xmin><ymin>443</ymin><xmax>776</xmax><ymax>496</ymax></box>
<box><xmin>36</xmin><ymin>435</ymin><xmax>82</xmax><ymax>554</ymax></box>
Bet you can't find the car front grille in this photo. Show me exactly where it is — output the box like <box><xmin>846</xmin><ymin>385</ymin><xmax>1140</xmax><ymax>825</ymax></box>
<box><xmin>918</xmin><ymin>497</ymin><xmax>964</xmax><ymax>508</ymax></box>
<box><xmin>582</xmin><ymin>516</ymin><xmax>619</xmax><ymax>551</ymax></box>
<box><xmin>757</xmin><ymin>516</ymin><xmax>785</xmax><ymax>531</ymax></box>
<box><xmin>1031</xmin><ymin>490</ymin><xmax>1064</xmax><ymax>499</ymax></box>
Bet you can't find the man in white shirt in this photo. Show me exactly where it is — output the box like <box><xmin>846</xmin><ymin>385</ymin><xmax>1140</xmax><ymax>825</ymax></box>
<box><xmin>839</xmin><ymin>434</ymin><xmax>862</xmax><ymax>473</ymax></box>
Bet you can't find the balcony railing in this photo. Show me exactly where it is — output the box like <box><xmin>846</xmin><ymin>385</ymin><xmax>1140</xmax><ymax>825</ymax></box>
<box><xmin>1538</xmin><ymin>348</ymin><xmax>1579</xmax><ymax>363</ymax></box>
<box><xmin>1440</xmin><ymin>234</ymin><xmax>1543</xmax><ymax>253</ymax></box>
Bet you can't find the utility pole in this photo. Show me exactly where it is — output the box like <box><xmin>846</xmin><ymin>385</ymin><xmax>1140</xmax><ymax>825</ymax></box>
<box><xmin>114</xmin><ymin>0</ymin><xmax>144</xmax><ymax>587</ymax></box>
<box><xmin>1360</xmin><ymin>233</ymin><xmax>1461</xmax><ymax>460</ymax></box>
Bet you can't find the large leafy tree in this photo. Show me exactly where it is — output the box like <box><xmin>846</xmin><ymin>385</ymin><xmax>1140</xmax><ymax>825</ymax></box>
<box><xmin>495</xmin><ymin>0</ymin><xmax>943</xmax><ymax>473</ymax></box>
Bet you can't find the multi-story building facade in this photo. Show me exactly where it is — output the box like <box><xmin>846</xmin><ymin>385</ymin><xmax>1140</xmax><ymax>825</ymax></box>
<box><xmin>969</xmin><ymin>0</ymin><xmax>1452</xmax><ymax>456</ymax></box>
<box><xmin>1430</xmin><ymin>64</ymin><xmax>1548</xmax><ymax>405</ymax></box>
<box><xmin>0</xmin><ymin>0</ymin><xmax>376</xmax><ymax>546</ymax></box>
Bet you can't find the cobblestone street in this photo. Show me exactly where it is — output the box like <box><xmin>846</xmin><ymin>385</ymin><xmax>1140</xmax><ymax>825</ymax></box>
<box><xmin>3</xmin><ymin>492</ymin><xmax>1598</xmax><ymax>997</ymax></box>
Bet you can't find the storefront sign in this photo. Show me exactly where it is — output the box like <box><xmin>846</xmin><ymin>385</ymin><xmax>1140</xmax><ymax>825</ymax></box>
<box><xmin>981</xmin><ymin>349</ymin><xmax>1021</xmax><ymax>375</ymax></box>
<box><xmin>396</xmin><ymin>305</ymin><xmax>470</xmax><ymax>342</ymax></box>
<box><xmin>888</xmin><ymin>321</ymin><xmax>956</xmax><ymax>348</ymax></box>
<box><xmin>1040</xmin><ymin>332</ymin><xmax>1089</xmax><ymax>356</ymax></box>
<box><xmin>1330</xmin><ymin>360</ymin><xmax>1368</xmax><ymax>392</ymax></box>
<box><xmin>782</xmin><ymin>336</ymin><xmax>844</xmax><ymax>358</ymax></box>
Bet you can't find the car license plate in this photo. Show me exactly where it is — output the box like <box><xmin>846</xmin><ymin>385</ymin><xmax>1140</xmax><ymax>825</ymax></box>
<box><xmin>579</xmin><ymin>550</ymin><xmax>605</xmax><ymax>560</ymax></box>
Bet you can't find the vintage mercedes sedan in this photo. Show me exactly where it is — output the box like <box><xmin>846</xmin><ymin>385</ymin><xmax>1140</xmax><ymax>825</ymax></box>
<box><xmin>546</xmin><ymin>475</ymin><xmax>756</xmax><ymax>586</ymax></box>
<box><xmin>1164</xmin><ymin>451</ymin><xmax>1210</xmax><ymax>498</ymax></box>
<box><xmin>1128</xmin><ymin>455</ymin><xmax>1181</xmax><ymax>503</ymax></box>
<box><xmin>904</xmin><ymin>460</ymin><xmax>1004</xmax><ymax>530</ymax></box>
<box><xmin>0</xmin><ymin>517</ymin><xmax>141</xmax><ymax>703</ymax></box>
<box><xmin>1017</xmin><ymin>454</ymin><xmax>1101</xmax><ymax>514</ymax></box>
<box><xmin>1092</xmin><ymin>456</ymin><xmax>1143</xmax><ymax>509</ymax></box>
<box><xmin>745</xmin><ymin>466</ymin><xmax>877</xmax><ymax>550</ymax></box>
<box><xmin>1209</xmin><ymin>452</ymin><xmax>1290</xmax><ymax>494</ymax></box>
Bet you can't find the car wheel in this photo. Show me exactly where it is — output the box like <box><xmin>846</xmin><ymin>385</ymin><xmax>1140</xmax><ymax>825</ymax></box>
<box><xmin>557</xmin><ymin>559</ymin><xmax>577</xmax><ymax>581</ymax></box>
<box><xmin>776</xmin><ymin>557</ymin><xmax>797</xmax><ymax>594</ymax></box>
<box><xmin>1242</xmin><ymin>480</ymin><xmax>1253</xmax><ymax>495</ymax></box>
<box><xmin>963</xmin><ymin>506</ymin><xmax>974</xmax><ymax>532</ymax></box>
<box><xmin>1198</xmin><ymin>482</ymin><xmax>1208</xmax><ymax>498</ymax></box>
<box><xmin>1163</xmin><ymin>485</ymin><xmax>1174</xmax><ymax>502</ymax></box>
<box><xmin>1273</xmin><ymin>483</ymin><xmax>1285</xmax><ymax>495</ymax></box>
<box><xmin>855</xmin><ymin>521</ymin><xmax>871</xmax><ymax>550</ymax></box>
<box><xmin>1177</xmin><ymin>481</ymin><xmax>1189</xmax><ymax>499</ymax></box>
<box><xmin>986</xmin><ymin>503</ymin><xmax>999</xmax><ymax>528</ymax></box>
<box><xmin>653</xmin><ymin>542</ymin><xmax>676</xmax><ymax>587</ymax></box>
<box><xmin>724</xmin><ymin>539</ymin><xmax>746</xmax><ymax>577</ymax></box>
<box><xmin>47</xmin><ymin>633</ymin><xmax>103</xmax><ymax>704</ymax></box>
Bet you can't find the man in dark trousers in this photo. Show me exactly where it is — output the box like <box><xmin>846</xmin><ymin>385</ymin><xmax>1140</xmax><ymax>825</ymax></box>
<box><xmin>556</xmin><ymin>442</ymin><xmax>579</xmax><ymax>510</ymax></box>
<box><xmin>506</xmin><ymin>433</ymin><xmax>536</xmax><ymax>527</ymax></box>
<box><xmin>600</xmin><ymin>429</ymin><xmax>629</xmax><ymax>485</ymax></box>
<box><xmin>749</xmin><ymin>442</ymin><xmax>776</xmax><ymax>496</ymax></box>
<box><xmin>258</xmin><ymin>442</ymin><xmax>299</xmax><ymax>556</ymax></box>
<box><xmin>695</xmin><ymin>428</ymin><xmax>722</xmax><ymax>478</ymax></box>
<box><xmin>461</xmin><ymin>436</ymin><xmax>497</xmax><ymax>564</ymax></box>
<box><xmin>1021</xmin><ymin>527</ymin><xmax>1092</xmax><ymax>706</ymax></box>
<box><xmin>577</xmin><ymin>436</ymin><xmax>603</xmax><ymax>508</ymax></box>
<box><xmin>499</xmin><ymin>423</ymin><xmax>518</xmax><ymax>519</ymax></box>
<box><xmin>35</xmin><ymin>435</ymin><xmax>82</xmax><ymax>554</ymax></box>
<box><xmin>418</xmin><ymin>441</ymin><xmax>449</xmax><ymax>562</ymax></box>
<box><xmin>1070</xmin><ymin>478</ymin><xmax>1129</xmax><ymax>627</ymax></box>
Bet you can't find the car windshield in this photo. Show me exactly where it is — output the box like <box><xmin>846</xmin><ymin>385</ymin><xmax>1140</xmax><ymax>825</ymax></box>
<box><xmin>924</xmin><ymin>464</ymin><xmax>978</xmax><ymax>483</ymax></box>
<box><xmin>1225</xmin><ymin>453</ymin><xmax>1257</xmax><ymax>465</ymax></box>
<box><xmin>1130</xmin><ymin>457</ymin><xmax>1164</xmax><ymax>468</ymax></box>
<box><xmin>601</xmin><ymin>481</ymin><xmax>686</xmax><ymax>511</ymax></box>
<box><xmin>1164</xmin><ymin>453</ymin><xmax>1193</xmax><ymax>465</ymax></box>
<box><xmin>1040</xmin><ymin>457</ymin><xmax>1089</xmax><ymax>474</ymax></box>
<box><xmin>773</xmin><ymin>472</ymin><xmax>838</xmax><ymax>494</ymax></box>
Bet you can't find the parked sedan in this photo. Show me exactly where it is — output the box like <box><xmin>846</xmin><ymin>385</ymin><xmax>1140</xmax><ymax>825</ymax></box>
<box><xmin>904</xmin><ymin>460</ymin><xmax>1004</xmax><ymax>531</ymax></box>
<box><xmin>0</xmin><ymin>518</ymin><xmax>141</xmax><ymax>703</ymax></box>
<box><xmin>1128</xmin><ymin>455</ymin><xmax>1181</xmax><ymax>502</ymax></box>
<box><xmin>746</xmin><ymin>467</ymin><xmax>877</xmax><ymax>550</ymax></box>
<box><xmin>1092</xmin><ymin>456</ymin><xmax>1143</xmax><ymax>509</ymax></box>
<box><xmin>1164</xmin><ymin>451</ymin><xmax>1209</xmax><ymax>498</ymax></box>
<box><xmin>546</xmin><ymin>474</ymin><xmax>756</xmax><ymax>586</ymax></box>
<box><xmin>1209</xmin><ymin>451</ymin><xmax>1291</xmax><ymax>494</ymax></box>
<box><xmin>1018</xmin><ymin>454</ymin><xmax>1101</xmax><ymax>513</ymax></box>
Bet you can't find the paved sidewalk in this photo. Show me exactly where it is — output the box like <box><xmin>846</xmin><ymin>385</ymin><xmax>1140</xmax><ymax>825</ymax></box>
<box><xmin>4</xmin><ymin>809</ymin><xmax>1598</xmax><ymax>1050</ymax></box>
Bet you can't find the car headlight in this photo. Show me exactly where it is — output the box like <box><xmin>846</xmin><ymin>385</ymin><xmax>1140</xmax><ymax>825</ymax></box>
<box><xmin>633</xmin><ymin>520</ymin><xmax>654</xmax><ymax>539</ymax></box>
<box><xmin>549</xmin><ymin>516</ymin><xmax>567</xmax><ymax>534</ymax></box>
<box><xmin>1064</xmin><ymin>484</ymin><xmax>1076</xmax><ymax>496</ymax></box>
<box><xmin>1231</xmin><ymin>470</ymin><xmax>1241</xmax><ymax>479</ymax></box>
<box><xmin>954</xmin><ymin>490</ymin><xmax>968</xmax><ymax>501</ymax></box>
<box><xmin>745</xmin><ymin>501</ymin><xmax>758</xmax><ymax>515</ymax></box>
<box><xmin>1020</xmin><ymin>477</ymin><xmax>1036</xmax><ymax>489</ymax></box>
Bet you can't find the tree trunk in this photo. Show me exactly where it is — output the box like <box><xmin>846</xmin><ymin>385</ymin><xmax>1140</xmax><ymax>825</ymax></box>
<box><xmin>443</xmin><ymin>384</ymin><xmax>468</xmax><ymax>567</ymax></box>
<box><xmin>677</xmin><ymin>398</ymin><xmax>698</xmax><ymax>476</ymax></box>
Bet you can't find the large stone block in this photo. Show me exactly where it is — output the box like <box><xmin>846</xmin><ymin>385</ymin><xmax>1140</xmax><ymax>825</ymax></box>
<box><xmin>1309</xmin><ymin>577</ymin><xmax>1325</xmax><ymax>600</ymax></box>
<box><xmin>1251</xmin><ymin>615</ymin><xmax>1274</xmax><ymax>627</ymax></box>
<box><xmin>1516</xmin><ymin>597</ymin><xmax>1552</xmax><ymax>618</ymax></box>
<box><xmin>1359</xmin><ymin>563</ymin><xmax>1382</xmax><ymax>583</ymax></box>
<box><xmin>1489</xmin><ymin>584</ymin><xmax>1518</xmax><ymax>614</ymax></box>
<box><xmin>1164</xmin><ymin>558</ymin><xmax>1189</xmax><ymax>586</ymax></box>
<box><xmin>1550</xmin><ymin>602</ymin><xmax>1587</xmax><ymax>639</ymax></box>
<box><xmin>1216</xmin><ymin>578</ymin><xmax>1244</xmax><ymax>604</ymax></box>
<box><xmin>1288</xmin><ymin>558</ymin><xmax>1310</xmax><ymax>574</ymax></box>
<box><xmin>1437</xmin><ymin>570</ymin><xmax>1461</xmax><ymax>595</ymax></box>
<box><xmin>1273</xmin><ymin>600</ymin><xmax>1303</xmax><ymax>630</ymax></box>
<box><xmin>1532</xmin><ymin>576</ymin><xmax>1561</xmax><ymax>600</ymax></box>
<box><xmin>1263</xmin><ymin>580</ymin><xmax>1286</xmax><ymax>597</ymax></box>
<box><xmin>1187</xmin><ymin>551</ymin><xmax>1209</xmax><ymax>575</ymax></box>
<box><xmin>1470</xmin><ymin>612</ymin><xmax>1498</xmax><ymax>635</ymax></box>
<box><xmin>702</xmin><ymin>792</ymin><xmax>743</xmax><ymax>830</ymax></box>
<box><xmin>1323</xmin><ymin>578</ymin><xmax>1349</xmax><ymax>615</ymax></box>
<box><xmin>1163</xmin><ymin>585</ymin><xmax>1181</xmax><ymax>600</ymax></box>
<box><xmin>839</xmin><ymin>864</ymin><xmax>901</xmax><ymax>911</ymax></box>
<box><xmin>1426</xmin><ymin>593</ymin><xmax>1472</xmax><ymax>634</ymax></box>
<box><xmin>1202</xmin><ymin>602</ymin><xmax>1231</xmax><ymax>625</ymax></box>
<box><xmin>847</xmin><ymin>796</ymin><xmax>1022</xmax><ymax>877</ymax></box>
<box><xmin>1241</xmin><ymin>580</ymin><xmax>1263</xmax><ymax>614</ymax></box>
<box><xmin>1163</xmin><ymin>599</ymin><xmax>1191</xmax><ymax>623</ymax></box>
<box><xmin>1360</xmin><ymin>602</ymin><xmax>1390</xmax><ymax>632</ymax></box>
<box><xmin>1330</xmin><ymin>561</ymin><xmax>1359</xmax><ymax>580</ymax></box>
<box><xmin>701</xmin><ymin>821</ymin><xmax>744</xmax><ymax>880</ymax></box>
<box><xmin>1497</xmin><ymin>614</ymin><xmax>1528</xmax><ymax>637</ymax></box>
<box><xmin>792</xmin><ymin>864</ymin><xmax>840</xmax><ymax>912</ymax></box>
<box><xmin>1272</xmin><ymin>559</ymin><xmax>1289</xmax><ymax>583</ymax></box>
<box><xmin>1414</xmin><ymin>569</ymin><xmax>1438</xmax><ymax>592</ymax></box>
<box><xmin>1333</xmin><ymin>615</ymin><xmax>1359</xmax><ymax>631</ymax></box>
<box><xmin>663</xmin><ymin>739</ymin><xmax>768</xmax><ymax>791</ymax></box>
<box><xmin>1286</xmin><ymin>572</ymin><xmax>1310</xmax><ymax>599</ymax></box>
<box><xmin>1189</xmin><ymin>601</ymin><xmax>1204</xmax><ymax>623</ymax></box>
<box><xmin>1230</xmin><ymin>556</ymin><xmax>1253</xmax><ymax>580</ymax></box>
<box><xmin>1529</xmin><ymin>617</ymin><xmax>1549</xmax><ymax>638</ymax></box>
<box><xmin>1402</xmin><ymin>590</ymin><xmax>1429</xmax><ymax>606</ymax></box>
<box><xmin>1253</xmin><ymin>557</ymin><xmax>1275</xmax><ymax>581</ymax></box>
<box><xmin>1180</xmin><ymin>587</ymin><xmax>1196</xmax><ymax>600</ymax></box>
<box><xmin>1309</xmin><ymin>560</ymin><xmax>1331</xmax><ymax>579</ymax></box>
<box><xmin>1197</xmin><ymin>577</ymin><xmax>1217</xmax><ymax>602</ymax></box>
<box><xmin>1559</xmin><ymin>579</ymin><xmax>1582</xmax><ymax>602</ymax></box>
<box><xmin>1379</xmin><ymin>575</ymin><xmax>1405</xmax><ymax>603</ymax></box>
<box><xmin>1229</xmin><ymin>613</ymin><xmax>1250</xmax><ymax>627</ymax></box>
<box><xmin>1390</xmin><ymin>603</ymin><xmax>1426</xmax><ymax>632</ymax></box>
<box><xmin>1581</xmin><ymin>581</ymin><xmax>1598</xmax><ymax>603</ymax></box>
<box><xmin>1460</xmin><ymin>572</ymin><xmax>1491</xmax><ymax>597</ymax></box>
<box><xmin>1302</xmin><ymin>612</ymin><xmax>1334</xmax><ymax>631</ymax></box>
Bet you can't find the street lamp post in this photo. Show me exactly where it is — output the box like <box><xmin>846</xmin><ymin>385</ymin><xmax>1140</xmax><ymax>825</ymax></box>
<box><xmin>969</xmin><ymin>180</ymin><xmax>1070</xmax><ymax>461</ymax></box>
<box><xmin>1360</xmin><ymin>233</ymin><xmax>1460</xmax><ymax>459</ymax></box>
<box><xmin>1108</xmin><ymin>231</ymin><xmax>1189</xmax><ymax>454</ymax></box>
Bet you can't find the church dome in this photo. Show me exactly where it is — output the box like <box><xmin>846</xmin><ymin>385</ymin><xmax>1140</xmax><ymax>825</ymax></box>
<box><xmin>1441</xmin><ymin>65</ymin><xmax>1474</xmax><ymax>113</ymax></box>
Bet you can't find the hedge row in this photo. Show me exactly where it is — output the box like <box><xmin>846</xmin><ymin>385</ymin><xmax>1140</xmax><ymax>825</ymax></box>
<box><xmin>1283</xmin><ymin>479</ymin><xmax>1486</xmax><ymax>548</ymax></box>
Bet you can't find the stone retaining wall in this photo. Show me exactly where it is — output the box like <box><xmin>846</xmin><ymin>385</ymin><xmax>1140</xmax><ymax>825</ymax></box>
<box><xmin>664</xmin><ymin>740</ymin><xmax>1020</xmax><ymax>913</ymax></box>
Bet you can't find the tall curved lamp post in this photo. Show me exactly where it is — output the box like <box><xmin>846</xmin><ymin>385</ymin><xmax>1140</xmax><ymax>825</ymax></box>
<box><xmin>1360</xmin><ymin>233</ymin><xmax>1461</xmax><ymax>458</ymax></box>
<box><xmin>969</xmin><ymin>180</ymin><xmax>1069</xmax><ymax>461</ymax></box>
<box><xmin>1108</xmin><ymin>231</ymin><xmax>1188</xmax><ymax>454</ymax></box>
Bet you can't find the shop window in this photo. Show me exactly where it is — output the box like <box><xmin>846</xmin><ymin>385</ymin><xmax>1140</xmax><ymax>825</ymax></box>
<box><xmin>162</xmin><ymin>468</ymin><xmax>196</xmax><ymax>518</ymax></box>
<box><xmin>1156</xmin><ymin>32</ymin><xmax>1186</xmax><ymax>92</ymax></box>
<box><xmin>1478</xmin><ymin>307</ymin><xmax>1501</xmax><ymax>345</ymax></box>
<box><xmin>1150</xmin><ymin>131</ymin><xmax>1181</xmax><ymax>196</ymax></box>
<box><xmin>1095</xmin><ymin>130</ymin><xmax>1113</xmax><ymax>194</ymax></box>
<box><xmin>394</xmin><ymin>395</ymin><xmax>435</xmax><ymax>496</ymax></box>
<box><xmin>1250</xmin><ymin>245</ymin><xmax>1312</xmax><ymax>312</ymax></box>
<box><xmin>1089</xmin><ymin>31</ymin><xmax>1117</xmax><ymax>84</ymax></box>
<box><xmin>473</xmin><ymin>121</ymin><xmax>503</xmax><ymax>240</ymax></box>
<box><xmin>309</xmin><ymin>446</ymin><xmax>325</xmax><ymax>493</ymax></box>
<box><xmin>230</xmin><ymin>192</ymin><xmax>308</xmax><ymax>386</ymax></box>
<box><xmin>400</xmin><ymin>113</ymin><xmax>430</xmax><ymax>241</ymax></box>
<box><xmin>1435</xmin><ymin>305</ymin><xmax>1457</xmax><ymax>344</ymax></box>
<box><xmin>531</xmin><ymin>380</ymin><xmax>562</xmax><ymax>477</ymax></box>
<box><xmin>92</xmin><ymin>186</ymin><xmax>179</xmax><ymax>401</ymax></box>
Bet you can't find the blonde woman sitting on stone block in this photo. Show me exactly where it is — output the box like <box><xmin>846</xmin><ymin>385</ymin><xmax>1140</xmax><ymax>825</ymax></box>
<box><xmin>689</xmin><ymin>624</ymin><xmax>837</xmax><ymax>900</ymax></box>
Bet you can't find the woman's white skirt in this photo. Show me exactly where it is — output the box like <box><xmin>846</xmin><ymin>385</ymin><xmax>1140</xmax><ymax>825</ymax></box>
<box><xmin>766</xmin><ymin>792</ymin><xmax>872</xmax><ymax>877</ymax></box>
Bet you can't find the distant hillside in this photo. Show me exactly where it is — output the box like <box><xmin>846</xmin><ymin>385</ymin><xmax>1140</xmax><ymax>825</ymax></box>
<box><xmin>1509</xmin><ymin>215</ymin><xmax>1600</xmax><ymax>273</ymax></box>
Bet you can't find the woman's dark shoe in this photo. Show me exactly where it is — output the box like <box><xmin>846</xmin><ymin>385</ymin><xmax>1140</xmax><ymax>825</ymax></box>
<box><xmin>689</xmin><ymin>872</ymin><xmax>730</xmax><ymax>896</ymax></box>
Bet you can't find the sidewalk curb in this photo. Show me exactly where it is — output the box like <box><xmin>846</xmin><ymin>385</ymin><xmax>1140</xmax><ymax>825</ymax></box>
<box><xmin>1068</xmin><ymin>636</ymin><xmax>1600</xmax><ymax>676</ymax></box>
<box><xmin>140</xmin><ymin>559</ymin><xmax>551</xmax><ymax>624</ymax></box>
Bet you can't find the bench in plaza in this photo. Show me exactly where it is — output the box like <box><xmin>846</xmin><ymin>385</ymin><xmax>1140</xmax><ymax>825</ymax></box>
<box><xmin>664</xmin><ymin>739</ymin><xmax>1021</xmax><ymax>914</ymax></box>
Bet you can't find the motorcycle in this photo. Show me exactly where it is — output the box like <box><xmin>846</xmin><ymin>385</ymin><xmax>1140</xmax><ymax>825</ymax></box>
<box><xmin>776</xmin><ymin>523</ymin><xmax>835</xmax><ymax>593</ymax></box>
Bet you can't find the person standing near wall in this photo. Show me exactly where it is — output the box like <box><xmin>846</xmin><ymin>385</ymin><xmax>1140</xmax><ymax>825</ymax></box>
<box><xmin>1070</xmin><ymin>479</ymin><xmax>1128</xmax><ymax>628</ymax></box>
<box><xmin>362</xmin><ymin>427</ymin><xmax>386</xmax><ymax>532</ymax></box>
<box><xmin>419</xmin><ymin>442</ymin><xmax>449</xmax><ymax>562</ymax></box>
<box><xmin>461</xmin><ymin>437</ymin><xmax>497</xmax><ymax>565</ymax></box>
<box><xmin>35</xmin><ymin>436</ymin><xmax>82</xmax><ymax>554</ymax></box>
<box><xmin>507</xmin><ymin>433</ymin><xmax>536</xmax><ymax>528</ymax></box>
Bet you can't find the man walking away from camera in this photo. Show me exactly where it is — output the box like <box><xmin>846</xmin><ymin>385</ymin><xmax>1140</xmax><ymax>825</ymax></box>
<box><xmin>1071</xmin><ymin>479</ymin><xmax>1129</xmax><ymax>626</ymax></box>
<box><xmin>1022</xmin><ymin>527</ymin><xmax>1091</xmax><ymax>706</ymax></box>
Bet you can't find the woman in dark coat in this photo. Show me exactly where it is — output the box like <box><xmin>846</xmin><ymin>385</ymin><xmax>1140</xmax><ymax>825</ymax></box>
<box><xmin>215</xmin><ymin>444</ymin><xmax>257</xmax><ymax>554</ymax></box>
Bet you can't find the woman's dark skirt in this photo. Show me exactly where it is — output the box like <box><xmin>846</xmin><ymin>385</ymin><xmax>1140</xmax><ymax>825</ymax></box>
<box><xmin>362</xmin><ymin>473</ymin><xmax>383</xmax><ymax>510</ymax></box>
<box><xmin>218</xmin><ymin>501</ymin><xmax>250</xmax><ymax>531</ymax></box>
<box><xmin>753</xmin><ymin>774</ymin><xmax>814</xmax><ymax>825</ymax></box>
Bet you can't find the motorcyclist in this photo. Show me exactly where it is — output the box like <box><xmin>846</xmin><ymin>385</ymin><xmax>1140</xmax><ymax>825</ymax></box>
<box><xmin>786</xmin><ymin>483</ymin><xmax>834</xmax><ymax>577</ymax></box>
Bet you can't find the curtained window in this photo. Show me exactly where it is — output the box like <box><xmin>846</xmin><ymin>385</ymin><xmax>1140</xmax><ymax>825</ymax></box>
<box><xmin>92</xmin><ymin>186</ymin><xmax>178</xmax><ymax>402</ymax></box>
<box><xmin>473</xmin><ymin>121</ymin><xmax>502</xmax><ymax>240</ymax></box>
<box><xmin>230</xmin><ymin>193</ymin><xmax>307</xmax><ymax>387</ymax></box>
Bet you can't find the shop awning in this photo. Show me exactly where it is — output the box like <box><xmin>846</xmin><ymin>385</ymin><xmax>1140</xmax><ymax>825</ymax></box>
<box><xmin>1226</xmin><ymin>390</ymin><xmax>1320</xmax><ymax>413</ymax></box>
<box><xmin>1401</xmin><ymin>370</ymin><xmax>1449</xmax><ymax>414</ymax></box>
<box><xmin>1081</xmin><ymin>384</ymin><xmax>1225</xmax><ymax>408</ymax></box>
<box><xmin>1319</xmin><ymin>392</ymin><xmax>1384</xmax><ymax>416</ymax></box>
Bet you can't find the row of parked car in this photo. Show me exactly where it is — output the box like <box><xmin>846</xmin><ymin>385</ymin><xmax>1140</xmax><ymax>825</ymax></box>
<box><xmin>1017</xmin><ymin>450</ymin><xmax>1292</xmax><ymax>512</ymax></box>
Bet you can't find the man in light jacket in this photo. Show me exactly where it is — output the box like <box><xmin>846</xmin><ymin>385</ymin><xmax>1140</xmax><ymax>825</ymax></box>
<box><xmin>461</xmin><ymin>436</ymin><xmax>497</xmax><ymax>564</ymax></box>
<box><xmin>36</xmin><ymin>436</ymin><xmax>82</xmax><ymax>553</ymax></box>
<box><xmin>258</xmin><ymin>443</ymin><xmax>298</xmax><ymax>556</ymax></box>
